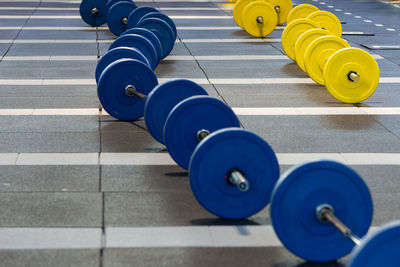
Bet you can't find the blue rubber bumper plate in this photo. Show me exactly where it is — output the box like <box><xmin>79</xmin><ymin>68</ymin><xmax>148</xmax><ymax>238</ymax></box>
<box><xmin>189</xmin><ymin>128</ymin><xmax>280</xmax><ymax>219</ymax></box>
<box><xmin>121</xmin><ymin>28</ymin><xmax>162</xmax><ymax>63</ymax></box>
<box><xmin>105</xmin><ymin>0</ymin><xmax>131</xmax><ymax>12</ymax></box>
<box><xmin>79</xmin><ymin>0</ymin><xmax>107</xmax><ymax>26</ymax></box>
<box><xmin>109</xmin><ymin>34</ymin><xmax>158</xmax><ymax>70</ymax></box>
<box><xmin>98</xmin><ymin>58</ymin><xmax>158</xmax><ymax>121</ymax></box>
<box><xmin>144</xmin><ymin>79</ymin><xmax>208</xmax><ymax>145</ymax></box>
<box><xmin>127</xmin><ymin>7</ymin><xmax>159</xmax><ymax>29</ymax></box>
<box><xmin>106</xmin><ymin>1</ymin><xmax>137</xmax><ymax>36</ymax></box>
<box><xmin>140</xmin><ymin>12</ymin><xmax>177</xmax><ymax>40</ymax></box>
<box><xmin>270</xmin><ymin>160</ymin><xmax>373</xmax><ymax>262</ymax></box>
<box><xmin>164</xmin><ymin>95</ymin><xmax>240</xmax><ymax>170</ymax></box>
<box><xmin>137</xmin><ymin>18</ymin><xmax>175</xmax><ymax>60</ymax></box>
<box><xmin>347</xmin><ymin>220</ymin><xmax>400</xmax><ymax>267</ymax></box>
<box><xmin>95</xmin><ymin>47</ymin><xmax>149</xmax><ymax>84</ymax></box>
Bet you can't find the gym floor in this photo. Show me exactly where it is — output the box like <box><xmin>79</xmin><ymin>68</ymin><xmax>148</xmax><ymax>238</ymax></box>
<box><xmin>0</xmin><ymin>0</ymin><xmax>399</xmax><ymax>266</ymax></box>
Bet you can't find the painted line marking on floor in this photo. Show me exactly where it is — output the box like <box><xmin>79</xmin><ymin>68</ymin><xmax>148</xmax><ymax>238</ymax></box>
<box><xmin>0</xmin><ymin>228</ymin><xmax>102</xmax><ymax>250</ymax></box>
<box><xmin>0</xmin><ymin>153</ymin><xmax>400</xmax><ymax>165</ymax></box>
<box><xmin>0</xmin><ymin>38</ymin><xmax>281</xmax><ymax>44</ymax></box>
<box><xmin>0</xmin><ymin>15</ymin><xmax>233</xmax><ymax>19</ymax></box>
<box><xmin>0</xmin><ymin>76</ymin><xmax>397</xmax><ymax>86</ymax></box>
<box><xmin>1</xmin><ymin>107</ymin><xmax>400</xmax><ymax>117</ymax></box>
<box><xmin>0</xmin><ymin>225</ymin><xmax>381</xmax><ymax>250</ymax></box>
<box><xmin>0</xmin><ymin>7</ymin><xmax>231</xmax><ymax>11</ymax></box>
<box><xmin>1</xmin><ymin>54</ymin><xmax>383</xmax><ymax>61</ymax></box>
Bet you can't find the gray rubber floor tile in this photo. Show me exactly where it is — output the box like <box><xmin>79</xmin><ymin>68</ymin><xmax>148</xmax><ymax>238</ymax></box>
<box><xmin>372</xmin><ymin>192</ymin><xmax>400</xmax><ymax>225</ymax></box>
<box><xmin>0</xmin><ymin>85</ymin><xmax>96</xmax><ymax>98</ymax></box>
<box><xmin>184</xmin><ymin>42</ymin><xmax>283</xmax><ymax>56</ymax></box>
<box><xmin>351</xmin><ymin>165</ymin><xmax>400</xmax><ymax>194</ymax></box>
<box><xmin>6</xmin><ymin>43</ymin><xmax>98</xmax><ymax>56</ymax></box>
<box><xmin>25</xmin><ymin>19</ymin><xmax>87</xmax><ymax>27</ymax></box>
<box><xmin>0</xmin><ymin>192</ymin><xmax>102</xmax><ymax>227</ymax></box>
<box><xmin>177</xmin><ymin>29</ymin><xmax>249</xmax><ymax>39</ymax></box>
<box><xmin>98</xmin><ymin>42</ymin><xmax>190</xmax><ymax>58</ymax></box>
<box><xmin>373</xmin><ymin>115</ymin><xmax>400</xmax><ymax>137</ymax></box>
<box><xmin>216</xmin><ymin>84</ymin><xmax>354</xmax><ymax>107</ymax></box>
<box><xmin>0</xmin><ymin>19</ymin><xmax>26</xmax><ymax>26</ymax></box>
<box><xmin>0</xmin><ymin>165</ymin><xmax>99</xmax><ymax>192</ymax></box>
<box><xmin>155</xmin><ymin>60</ymin><xmax>206</xmax><ymax>78</ymax></box>
<box><xmin>101</xmin><ymin>165</ymin><xmax>188</xmax><ymax>192</ymax></box>
<box><xmin>198</xmin><ymin>60</ymin><xmax>307</xmax><ymax>78</ymax></box>
<box><xmin>162</xmin><ymin>9</ymin><xmax>228</xmax><ymax>15</ymax></box>
<box><xmin>0</xmin><ymin>116</ymin><xmax>98</xmax><ymax>133</ymax></box>
<box><xmin>100</xmin><ymin>121</ymin><xmax>162</xmax><ymax>152</ymax></box>
<box><xmin>240</xmin><ymin>115</ymin><xmax>400</xmax><ymax>153</ymax></box>
<box><xmin>0</xmin><ymin>96</ymin><xmax>99</xmax><ymax>109</ymax></box>
<box><xmin>105</xmin><ymin>191</ymin><xmax>267</xmax><ymax>227</ymax></box>
<box><xmin>0</xmin><ymin>30</ymin><xmax>19</xmax><ymax>40</ymax></box>
<box><xmin>0</xmin><ymin>132</ymin><xmax>100</xmax><ymax>153</ymax></box>
<box><xmin>0</xmin><ymin>61</ymin><xmax>97</xmax><ymax>79</ymax></box>
<box><xmin>103</xmin><ymin>247</ymin><xmax>336</xmax><ymax>267</ymax></box>
<box><xmin>18</xmin><ymin>30</ymin><xmax>97</xmax><ymax>40</ymax></box>
<box><xmin>0</xmin><ymin>249</ymin><xmax>100</xmax><ymax>267</ymax></box>
<box><xmin>0</xmin><ymin>10</ymin><xmax>33</xmax><ymax>15</ymax></box>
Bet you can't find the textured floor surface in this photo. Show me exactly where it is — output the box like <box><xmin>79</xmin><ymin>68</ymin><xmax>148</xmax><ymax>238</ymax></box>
<box><xmin>0</xmin><ymin>0</ymin><xmax>399</xmax><ymax>266</ymax></box>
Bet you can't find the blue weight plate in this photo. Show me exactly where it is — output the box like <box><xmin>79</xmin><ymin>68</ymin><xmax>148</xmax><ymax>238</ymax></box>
<box><xmin>121</xmin><ymin>28</ymin><xmax>162</xmax><ymax>63</ymax></box>
<box><xmin>140</xmin><ymin>12</ymin><xmax>177</xmax><ymax>40</ymax></box>
<box><xmin>144</xmin><ymin>79</ymin><xmax>208</xmax><ymax>145</ymax></box>
<box><xmin>164</xmin><ymin>95</ymin><xmax>240</xmax><ymax>170</ymax></box>
<box><xmin>98</xmin><ymin>58</ymin><xmax>158</xmax><ymax>121</ymax></box>
<box><xmin>137</xmin><ymin>18</ymin><xmax>175</xmax><ymax>60</ymax></box>
<box><xmin>95</xmin><ymin>47</ymin><xmax>149</xmax><ymax>84</ymax></box>
<box><xmin>106</xmin><ymin>1</ymin><xmax>137</xmax><ymax>36</ymax></box>
<box><xmin>109</xmin><ymin>34</ymin><xmax>158</xmax><ymax>70</ymax></box>
<box><xmin>79</xmin><ymin>0</ymin><xmax>107</xmax><ymax>26</ymax></box>
<box><xmin>127</xmin><ymin>7</ymin><xmax>159</xmax><ymax>29</ymax></box>
<box><xmin>270</xmin><ymin>160</ymin><xmax>373</xmax><ymax>262</ymax></box>
<box><xmin>105</xmin><ymin>0</ymin><xmax>131</xmax><ymax>12</ymax></box>
<box><xmin>189</xmin><ymin>127</ymin><xmax>279</xmax><ymax>219</ymax></box>
<box><xmin>347</xmin><ymin>221</ymin><xmax>400</xmax><ymax>267</ymax></box>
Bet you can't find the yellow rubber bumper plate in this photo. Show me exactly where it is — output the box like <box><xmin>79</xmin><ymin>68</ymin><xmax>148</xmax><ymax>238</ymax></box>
<box><xmin>294</xmin><ymin>28</ymin><xmax>331</xmax><ymax>72</ymax></box>
<box><xmin>304</xmin><ymin>35</ymin><xmax>350</xmax><ymax>85</ymax></box>
<box><xmin>233</xmin><ymin>0</ymin><xmax>255</xmax><ymax>29</ymax></box>
<box><xmin>324</xmin><ymin>47</ymin><xmax>380</xmax><ymax>103</ymax></box>
<box><xmin>286</xmin><ymin>4</ymin><xmax>319</xmax><ymax>24</ymax></box>
<box><xmin>307</xmin><ymin>10</ymin><xmax>342</xmax><ymax>37</ymax></box>
<box><xmin>266</xmin><ymin>0</ymin><xmax>293</xmax><ymax>25</ymax></box>
<box><xmin>281</xmin><ymin>18</ymin><xmax>320</xmax><ymax>60</ymax></box>
<box><xmin>243</xmin><ymin>1</ymin><xmax>277</xmax><ymax>37</ymax></box>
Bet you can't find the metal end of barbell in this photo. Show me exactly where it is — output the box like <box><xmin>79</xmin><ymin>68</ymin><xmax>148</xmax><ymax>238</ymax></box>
<box><xmin>348</xmin><ymin>71</ymin><xmax>360</xmax><ymax>82</ymax></box>
<box><xmin>228</xmin><ymin>169</ymin><xmax>250</xmax><ymax>192</ymax></box>
<box><xmin>256</xmin><ymin>16</ymin><xmax>264</xmax><ymax>24</ymax></box>
<box><xmin>315</xmin><ymin>204</ymin><xmax>334</xmax><ymax>223</ymax></box>
<box><xmin>124</xmin><ymin>85</ymin><xmax>137</xmax><ymax>97</ymax></box>
<box><xmin>275</xmin><ymin>6</ymin><xmax>281</xmax><ymax>13</ymax></box>
<box><xmin>91</xmin><ymin>7</ymin><xmax>99</xmax><ymax>15</ymax></box>
<box><xmin>197</xmin><ymin>129</ymin><xmax>210</xmax><ymax>141</ymax></box>
<box><xmin>121</xmin><ymin>17</ymin><xmax>128</xmax><ymax>25</ymax></box>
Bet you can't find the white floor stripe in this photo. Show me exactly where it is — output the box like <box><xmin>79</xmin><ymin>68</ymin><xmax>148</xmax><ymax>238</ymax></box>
<box><xmin>181</xmin><ymin>38</ymin><xmax>281</xmax><ymax>43</ymax></box>
<box><xmin>3</xmin><ymin>107</ymin><xmax>400</xmax><ymax>116</ymax></box>
<box><xmin>0</xmin><ymin>7</ymin><xmax>79</xmax><ymax>10</ymax></box>
<box><xmin>0</xmin><ymin>228</ymin><xmax>102</xmax><ymax>250</ymax></box>
<box><xmin>0</xmin><ymin>153</ymin><xmax>399</xmax><ymax>165</ymax></box>
<box><xmin>0</xmin><ymin>77</ymin><xmax>398</xmax><ymax>86</ymax></box>
<box><xmin>0</xmin><ymin>26</ymin><xmax>102</xmax><ymax>31</ymax></box>
<box><xmin>0</xmin><ymin>226</ymin><xmax>381</xmax><ymax>250</ymax></box>
<box><xmin>2</xmin><ymin>56</ymin><xmax>97</xmax><ymax>61</ymax></box>
<box><xmin>0</xmin><ymin>38</ymin><xmax>280</xmax><ymax>44</ymax></box>
<box><xmin>0</xmin><ymin>15</ymin><xmax>232</xmax><ymax>19</ymax></box>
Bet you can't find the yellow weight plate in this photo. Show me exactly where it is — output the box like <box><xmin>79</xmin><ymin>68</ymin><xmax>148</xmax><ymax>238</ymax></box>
<box><xmin>233</xmin><ymin>0</ymin><xmax>256</xmax><ymax>29</ymax></box>
<box><xmin>286</xmin><ymin>4</ymin><xmax>319</xmax><ymax>24</ymax></box>
<box><xmin>324</xmin><ymin>47</ymin><xmax>380</xmax><ymax>103</ymax></box>
<box><xmin>294</xmin><ymin>28</ymin><xmax>331</xmax><ymax>72</ymax></box>
<box><xmin>243</xmin><ymin>1</ymin><xmax>277</xmax><ymax>37</ymax></box>
<box><xmin>265</xmin><ymin>0</ymin><xmax>293</xmax><ymax>25</ymax></box>
<box><xmin>304</xmin><ymin>35</ymin><xmax>350</xmax><ymax>85</ymax></box>
<box><xmin>281</xmin><ymin>18</ymin><xmax>320</xmax><ymax>60</ymax></box>
<box><xmin>307</xmin><ymin>10</ymin><xmax>342</xmax><ymax>37</ymax></box>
